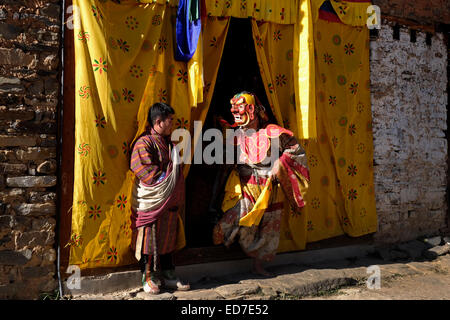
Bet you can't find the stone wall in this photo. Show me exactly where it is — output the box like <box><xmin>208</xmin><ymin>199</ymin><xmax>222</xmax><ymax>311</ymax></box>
<box><xmin>0</xmin><ymin>1</ymin><xmax>61</xmax><ymax>299</ymax></box>
<box><xmin>370</xmin><ymin>20</ymin><xmax>448</xmax><ymax>244</ymax></box>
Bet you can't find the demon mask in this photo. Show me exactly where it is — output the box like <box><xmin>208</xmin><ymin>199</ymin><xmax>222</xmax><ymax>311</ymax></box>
<box><xmin>230</xmin><ymin>92</ymin><xmax>260</xmax><ymax>127</ymax></box>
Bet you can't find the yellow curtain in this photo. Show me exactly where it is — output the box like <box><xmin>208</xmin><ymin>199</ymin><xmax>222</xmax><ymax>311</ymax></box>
<box><xmin>294</xmin><ymin>0</ymin><xmax>316</xmax><ymax>140</ymax></box>
<box><xmin>69</xmin><ymin>0</ymin><xmax>229</xmax><ymax>269</ymax></box>
<box><xmin>189</xmin><ymin>16</ymin><xmax>230</xmax><ymax>174</ymax></box>
<box><xmin>251</xmin><ymin>11</ymin><xmax>377</xmax><ymax>252</ymax></box>
<box><xmin>303</xmin><ymin>17</ymin><xmax>377</xmax><ymax>242</ymax></box>
<box><xmin>311</xmin><ymin>1</ymin><xmax>374</xmax><ymax>26</ymax></box>
<box><xmin>205</xmin><ymin>0</ymin><xmax>298</xmax><ymax>24</ymax></box>
<box><xmin>206</xmin><ymin>0</ymin><xmax>316</xmax><ymax>139</ymax></box>
<box><xmin>328</xmin><ymin>0</ymin><xmax>374</xmax><ymax>26</ymax></box>
<box><xmin>250</xmin><ymin>20</ymin><xmax>309</xmax><ymax>252</ymax></box>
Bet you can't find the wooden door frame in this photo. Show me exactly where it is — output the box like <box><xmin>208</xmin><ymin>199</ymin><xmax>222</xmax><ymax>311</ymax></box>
<box><xmin>58</xmin><ymin>0</ymin><xmax>75</xmax><ymax>272</ymax></box>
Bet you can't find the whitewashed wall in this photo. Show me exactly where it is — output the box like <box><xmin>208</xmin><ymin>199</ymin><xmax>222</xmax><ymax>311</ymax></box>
<box><xmin>370</xmin><ymin>20</ymin><xmax>448</xmax><ymax>243</ymax></box>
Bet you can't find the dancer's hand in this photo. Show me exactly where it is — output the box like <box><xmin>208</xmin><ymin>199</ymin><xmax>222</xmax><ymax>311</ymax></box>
<box><xmin>269</xmin><ymin>159</ymin><xmax>280</xmax><ymax>182</ymax></box>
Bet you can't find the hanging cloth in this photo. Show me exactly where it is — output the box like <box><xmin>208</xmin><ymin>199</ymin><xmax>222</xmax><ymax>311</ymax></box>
<box><xmin>175</xmin><ymin>0</ymin><xmax>202</xmax><ymax>61</ymax></box>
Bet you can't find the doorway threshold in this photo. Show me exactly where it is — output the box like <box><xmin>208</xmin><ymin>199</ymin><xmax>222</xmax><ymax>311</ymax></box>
<box><xmin>64</xmin><ymin>242</ymin><xmax>375</xmax><ymax>296</ymax></box>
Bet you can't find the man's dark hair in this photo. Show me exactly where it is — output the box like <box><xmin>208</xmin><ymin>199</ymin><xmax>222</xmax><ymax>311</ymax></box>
<box><xmin>148</xmin><ymin>102</ymin><xmax>175</xmax><ymax>127</ymax></box>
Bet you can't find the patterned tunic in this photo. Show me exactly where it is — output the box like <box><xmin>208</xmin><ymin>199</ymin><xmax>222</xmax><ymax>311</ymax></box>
<box><xmin>213</xmin><ymin>129</ymin><xmax>309</xmax><ymax>261</ymax></box>
<box><xmin>130</xmin><ymin>128</ymin><xmax>171</xmax><ymax>186</ymax></box>
<box><xmin>130</xmin><ymin>128</ymin><xmax>180</xmax><ymax>259</ymax></box>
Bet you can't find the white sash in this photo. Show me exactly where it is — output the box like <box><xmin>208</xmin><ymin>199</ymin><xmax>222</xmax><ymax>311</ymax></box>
<box><xmin>131</xmin><ymin>146</ymin><xmax>181</xmax><ymax>212</ymax></box>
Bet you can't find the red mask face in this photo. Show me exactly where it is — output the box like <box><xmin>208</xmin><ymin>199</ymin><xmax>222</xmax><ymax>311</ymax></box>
<box><xmin>230</xmin><ymin>93</ymin><xmax>255</xmax><ymax>127</ymax></box>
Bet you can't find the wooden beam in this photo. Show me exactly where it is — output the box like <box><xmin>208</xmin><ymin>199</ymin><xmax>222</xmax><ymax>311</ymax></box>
<box><xmin>58</xmin><ymin>0</ymin><xmax>75</xmax><ymax>272</ymax></box>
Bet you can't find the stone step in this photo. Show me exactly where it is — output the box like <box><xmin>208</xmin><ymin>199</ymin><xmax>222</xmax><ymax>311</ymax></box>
<box><xmin>66</xmin><ymin>244</ymin><xmax>375</xmax><ymax>297</ymax></box>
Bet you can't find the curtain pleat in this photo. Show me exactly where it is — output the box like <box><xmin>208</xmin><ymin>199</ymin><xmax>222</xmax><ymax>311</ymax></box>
<box><xmin>250</xmin><ymin>13</ymin><xmax>377</xmax><ymax>253</ymax></box>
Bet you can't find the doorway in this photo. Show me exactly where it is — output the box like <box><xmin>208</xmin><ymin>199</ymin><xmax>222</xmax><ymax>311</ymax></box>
<box><xmin>184</xmin><ymin>18</ymin><xmax>275</xmax><ymax>249</ymax></box>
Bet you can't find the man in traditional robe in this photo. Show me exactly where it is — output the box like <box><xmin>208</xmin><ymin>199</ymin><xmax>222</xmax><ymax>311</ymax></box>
<box><xmin>213</xmin><ymin>92</ymin><xmax>310</xmax><ymax>276</ymax></box>
<box><xmin>130</xmin><ymin>102</ymin><xmax>190</xmax><ymax>294</ymax></box>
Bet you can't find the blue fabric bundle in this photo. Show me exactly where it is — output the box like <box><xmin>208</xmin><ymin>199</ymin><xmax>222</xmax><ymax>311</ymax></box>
<box><xmin>175</xmin><ymin>0</ymin><xmax>201</xmax><ymax>62</ymax></box>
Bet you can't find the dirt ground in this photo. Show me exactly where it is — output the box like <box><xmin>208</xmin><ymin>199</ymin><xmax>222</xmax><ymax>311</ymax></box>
<box><xmin>305</xmin><ymin>256</ymin><xmax>450</xmax><ymax>300</ymax></box>
<box><xmin>67</xmin><ymin>245</ymin><xmax>450</xmax><ymax>301</ymax></box>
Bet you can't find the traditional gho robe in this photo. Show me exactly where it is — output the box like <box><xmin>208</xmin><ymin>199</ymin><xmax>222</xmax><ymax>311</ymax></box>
<box><xmin>130</xmin><ymin>128</ymin><xmax>185</xmax><ymax>265</ymax></box>
<box><xmin>213</xmin><ymin>124</ymin><xmax>309</xmax><ymax>261</ymax></box>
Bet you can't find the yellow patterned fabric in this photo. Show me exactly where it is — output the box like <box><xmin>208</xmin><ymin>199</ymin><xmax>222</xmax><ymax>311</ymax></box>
<box><xmin>252</xmin><ymin>19</ymin><xmax>316</xmax><ymax>140</ymax></box>
<box><xmin>250</xmin><ymin>20</ymin><xmax>311</xmax><ymax>249</ymax></box>
<box><xmin>205</xmin><ymin>0</ymin><xmax>298</xmax><ymax>24</ymax></box>
<box><xmin>238</xmin><ymin>177</ymin><xmax>273</xmax><ymax>227</ymax></box>
<box><xmin>311</xmin><ymin>1</ymin><xmax>374</xmax><ymax>26</ymax></box>
<box><xmin>70</xmin><ymin>0</ymin><xmax>229</xmax><ymax>269</ymax></box>
<box><xmin>250</xmin><ymin>14</ymin><xmax>377</xmax><ymax>252</ymax></box>
<box><xmin>311</xmin><ymin>0</ymin><xmax>326</xmax><ymax>22</ymax></box>
<box><xmin>329</xmin><ymin>0</ymin><xmax>373</xmax><ymax>26</ymax></box>
<box><xmin>293</xmin><ymin>0</ymin><xmax>316</xmax><ymax>140</ymax></box>
<box><xmin>221</xmin><ymin>169</ymin><xmax>242</xmax><ymax>213</ymax></box>
<box><xmin>302</xmin><ymin>17</ymin><xmax>377</xmax><ymax>243</ymax></box>
<box><xmin>208</xmin><ymin>0</ymin><xmax>316</xmax><ymax>139</ymax></box>
<box><xmin>117</xmin><ymin>0</ymin><xmax>179</xmax><ymax>5</ymax></box>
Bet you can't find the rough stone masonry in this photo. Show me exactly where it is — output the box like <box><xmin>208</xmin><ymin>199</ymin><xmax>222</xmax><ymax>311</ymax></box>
<box><xmin>0</xmin><ymin>0</ymin><xmax>60</xmax><ymax>299</ymax></box>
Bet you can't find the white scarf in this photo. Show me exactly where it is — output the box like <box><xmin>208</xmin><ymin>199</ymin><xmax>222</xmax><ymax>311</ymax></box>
<box><xmin>131</xmin><ymin>146</ymin><xmax>181</xmax><ymax>212</ymax></box>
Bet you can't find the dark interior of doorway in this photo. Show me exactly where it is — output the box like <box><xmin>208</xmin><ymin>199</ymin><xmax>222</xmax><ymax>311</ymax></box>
<box><xmin>184</xmin><ymin>18</ymin><xmax>276</xmax><ymax>248</ymax></box>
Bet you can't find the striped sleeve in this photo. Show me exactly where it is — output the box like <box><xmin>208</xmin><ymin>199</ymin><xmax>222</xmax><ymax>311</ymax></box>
<box><xmin>130</xmin><ymin>137</ymin><xmax>160</xmax><ymax>185</ymax></box>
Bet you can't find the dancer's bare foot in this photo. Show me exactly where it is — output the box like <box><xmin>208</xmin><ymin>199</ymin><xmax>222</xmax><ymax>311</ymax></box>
<box><xmin>252</xmin><ymin>259</ymin><xmax>274</xmax><ymax>277</ymax></box>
